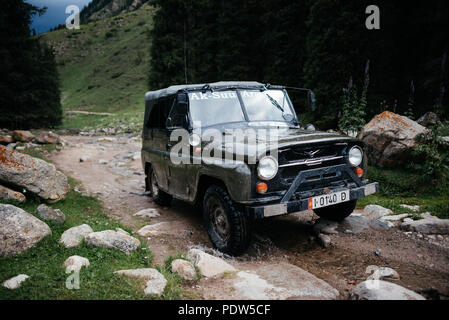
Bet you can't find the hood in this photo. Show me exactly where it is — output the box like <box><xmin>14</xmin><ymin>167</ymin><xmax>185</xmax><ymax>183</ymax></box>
<box><xmin>199</xmin><ymin>124</ymin><xmax>358</xmax><ymax>163</ymax></box>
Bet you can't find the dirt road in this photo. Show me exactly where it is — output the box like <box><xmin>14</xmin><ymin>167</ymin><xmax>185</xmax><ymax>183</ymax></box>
<box><xmin>49</xmin><ymin>135</ymin><xmax>449</xmax><ymax>300</ymax></box>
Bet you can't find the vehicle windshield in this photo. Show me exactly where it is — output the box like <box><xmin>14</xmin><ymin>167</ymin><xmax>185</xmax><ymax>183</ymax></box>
<box><xmin>188</xmin><ymin>91</ymin><xmax>245</xmax><ymax>128</ymax></box>
<box><xmin>240</xmin><ymin>89</ymin><xmax>295</xmax><ymax>122</ymax></box>
<box><xmin>188</xmin><ymin>89</ymin><xmax>297</xmax><ymax>128</ymax></box>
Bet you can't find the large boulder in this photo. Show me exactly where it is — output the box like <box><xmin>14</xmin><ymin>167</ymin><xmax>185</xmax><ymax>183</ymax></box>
<box><xmin>0</xmin><ymin>204</ymin><xmax>51</xmax><ymax>257</ymax></box>
<box><xmin>357</xmin><ymin>111</ymin><xmax>428</xmax><ymax>167</ymax></box>
<box><xmin>12</xmin><ymin>130</ymin><xmax>35</xmax><ymax>142</ymax></box>
<box><xmin>85</xmin><ymin>230</ymin><xmax>140</xmax><ymax>254</ymax></box>
<box><xmin>351</xmin><ymin>280</ymin><xmax>425</xmax><ymax>300</ymax></box>
<box><xmin>0</xmin><ymin>136</ymin><xmax>14</xmax><ymax>145</ymax></box>
<box><xmin>34</xmin><ymin>131</ymin><xmax>61</xmax><ymax>144</ymax></box>
<box><xmin>0</xmin><ymin>185</ymin><xmax>25</xmax><ymax>202</ymax></box>
<box><xmin>187</xmin><ymin>248</ymin><xmax>236</xmax><ymax>277</ymax></box>
<box><xmin>0</xmin><ymin>145</ymin><xmax>70</xmax><ymax>202</ymax></box>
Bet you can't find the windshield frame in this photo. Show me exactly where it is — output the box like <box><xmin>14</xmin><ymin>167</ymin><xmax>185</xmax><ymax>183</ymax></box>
<box><xmin>186</xmin><ymin>88</ymin><xmax>299</xmax><ymax>129</ymax></box>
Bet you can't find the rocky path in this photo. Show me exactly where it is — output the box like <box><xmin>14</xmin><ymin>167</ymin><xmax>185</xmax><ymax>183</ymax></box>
<box><xmin>48</xmin><ymin>135</ymin><xmax>449</xmax><ymax>300</ymax></box>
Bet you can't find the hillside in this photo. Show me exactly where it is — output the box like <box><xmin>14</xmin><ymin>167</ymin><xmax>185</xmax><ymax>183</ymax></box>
<box><xmin>80</xmin><ymin>0</ymin><xmax>150</xmax><ymax>23</ymax></box>
<box><xmin>40</xmin><ymin>4</ymin><xmax>155</xmax><ymax>131</ymax></box>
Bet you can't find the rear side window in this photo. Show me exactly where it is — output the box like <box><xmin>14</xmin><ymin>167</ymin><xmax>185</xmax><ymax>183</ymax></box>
<box><xmin>146</xmin><ymin>97</ymin><xmax>174</xmax><ymax>128</ymax></box>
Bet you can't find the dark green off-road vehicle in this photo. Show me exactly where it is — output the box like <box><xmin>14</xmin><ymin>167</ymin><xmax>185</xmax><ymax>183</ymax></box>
<box><xmin>142</xmin><ymin>81</ymin><xmax>378</xmax><ymax>255</ymax></box>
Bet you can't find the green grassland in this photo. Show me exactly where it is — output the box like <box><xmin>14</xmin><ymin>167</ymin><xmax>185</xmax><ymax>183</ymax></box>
<box><xmin>357</xmin><ymin>166</ymin><xmax>449</xmax><ymax>219</ymax></box>
<box><xmin>0</xmin><ymin>146</ymin><xmax>188</xmax><ymax>300</ymax></box>
<box><xmin>40</xmin><ymin>4</ymin><xmax>155</xmax><ymax>132</ymax></box>
<box><xmin>0</xmin><ymin>178</ymin><xmax>186</xmax><ymax>300</ymax></box>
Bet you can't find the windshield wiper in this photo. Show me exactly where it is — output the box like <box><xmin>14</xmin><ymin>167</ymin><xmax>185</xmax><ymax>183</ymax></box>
<box><xmin>265</xmin><ymin>93</ymin><xmax>284</xmax><ymax>112</ymax></box>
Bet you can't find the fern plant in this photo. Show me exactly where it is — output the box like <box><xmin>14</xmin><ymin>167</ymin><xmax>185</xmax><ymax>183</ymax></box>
<box><xmin>338</xmin><ymin>60</ymin><xmax>369</xmax><ymax>134</ymax></box>
<box><xmin>409</xmin><ymin>121</ymin><xmax>449</xmax><ymax>188</ymax></box>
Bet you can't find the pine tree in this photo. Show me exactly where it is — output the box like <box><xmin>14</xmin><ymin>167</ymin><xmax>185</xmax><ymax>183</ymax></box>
<box><xmin>0</xmin><ymin>0</ymin><xmax>62</xmax><ymax>129</ymax></box>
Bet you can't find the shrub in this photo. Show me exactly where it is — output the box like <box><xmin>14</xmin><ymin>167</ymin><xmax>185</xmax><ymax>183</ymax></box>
<box><xmin>408</xmin><ymin>122</ymin><xmax>449</xmax><ymax>189</ymax></box>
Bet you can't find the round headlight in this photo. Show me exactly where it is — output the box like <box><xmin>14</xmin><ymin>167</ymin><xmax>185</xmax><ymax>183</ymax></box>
<box><xmin>348</xmin><ymin>146</ymin><xmax>363</xmax><ymax>167</ymax></box>
<box><xmin>258</xmin><ymin>156</ymin><xmax>278</xmax><ymax>180</ymax></box>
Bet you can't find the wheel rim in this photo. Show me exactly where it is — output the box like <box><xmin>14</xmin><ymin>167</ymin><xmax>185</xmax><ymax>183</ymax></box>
<box><xmin>207</xmin><ymin>197</ymin><xmax>230</xmax><ymax>245</ymax></box>
<box><xmin>151</xmin><ymin>172</ymin><xmax>159</xmax><ymax>198</ymax></box>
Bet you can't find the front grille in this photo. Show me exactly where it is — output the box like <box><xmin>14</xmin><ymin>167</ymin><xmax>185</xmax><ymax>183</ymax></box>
<box><xmin>265</xmin><ymin>142</ymin><xmax>352</xmax><ymax>195</ymax></box>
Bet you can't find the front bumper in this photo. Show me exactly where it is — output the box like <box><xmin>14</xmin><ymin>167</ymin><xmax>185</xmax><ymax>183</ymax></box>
<box><xmin>246</xmin><ymin>182</ymin><xmax>378</xmax><ymax>219</ymax></box>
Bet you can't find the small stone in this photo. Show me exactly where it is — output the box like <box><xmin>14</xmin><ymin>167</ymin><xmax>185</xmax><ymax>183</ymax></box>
<box><xmin>317</xmin><ymin>234</ymin><xmax>332</xmax><ymax>248</ymax></box>
<box><xmin>0</xmin><ymin>185</ymin><xmax>25</xmax><ymax>203</ymax></box>
<box><xmin>134</xmin><ymin>208</ymin><xmax>160</xmax><ymax>218</ymax></box>
<box><xmin>399</xmin><ymin>204</ymin><xmax>420</xmax><ymax>212</ymax></box>
<box><xmin>114</xmin><ymin>268</ymin><xmax>167</xmax><ymax>296</ymax></box>
<box><xmin>187</xmin><ymin>248</ymin><xmax>236</xmax><ymax>277</ymax></box>
<box><xmin>137</xmin><ymin>222</ymin><xmax>169</xmax><ymax>237</ymax></box>
<box><xmin>35</xmin><ymin>204</ymin><xmax>66</xmax><ymax>224</ymax></box>
<box><xmin>313</xmin><ymin>219</ymin><xmax>338</xmax><ymax>235</ymax></box>
<box><xmin>79</xmin><ymin>155</ymin><xmax>90</xmax><ymax>162</ymax></box>
<box><xmin>85</xmin><ymin>230</ymin><xmax>140</xmax><ymax>254</ymax></box>
<box><xmin>380</xmin><ymin>213</ymin><xmax>409</xmax><ymax>221</ymax></box>
<box><xmin>171</xmin><ymin>259</ymin><xmax>196</xmax><ymax>280</ymax></box>
<box><xmin>400</xmin><ymin>216</ymin><xmax>449</xmax><ymax>235</ymax></box>
<box><xmin>63</xmin><ymin>255</ymin><xmax>90</xmax><ymax>273</ymax></box>
<box><xmin>60</xmin><ymin>224</ymin><xmax>94</xmax><ymax>248</ymax></box>
<box><xmin>12</xmin><ymin>130</ymin><xmax>35</xmax><ymax>142</ymax></box>
<box><xmin>98</xmin><ymin>159</ymin><xmax>108</xmax><ymax>164</ymax></box>
<box><xmin>2</xmin><ymin>274</ymin><xmax>29</xmax><ymax>289</ymax></box>
<box><xmin>351</xmin><ymin>280</ymin><xmax>425</xmax><ymax>300</ymax></box>
<box><xmin>366</xmin><ymin>266</ymin><xmax>400</xmax><ymax>280</ymax></box>
<box><xmin>363</xmin><ymin>205</ymin><xmax>393</xmax><ymax>219</ymax></box>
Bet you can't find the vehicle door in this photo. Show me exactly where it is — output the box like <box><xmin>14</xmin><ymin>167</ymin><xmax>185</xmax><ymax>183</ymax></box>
<box><xmin>165</xmin><ymin>93</ymin><xmax>192</xmax><ymax>200</ymax></box>
<box><xmin>144</xmin><ymin>96</ymin><xmax>173</xmax><ymax>192</ymax></box>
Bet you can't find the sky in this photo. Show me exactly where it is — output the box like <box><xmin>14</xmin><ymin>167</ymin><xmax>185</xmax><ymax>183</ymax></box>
<box><xmin>25</xmin><ymin>0</ymin><xmax>93</xmax><ymax>34</ymax></box>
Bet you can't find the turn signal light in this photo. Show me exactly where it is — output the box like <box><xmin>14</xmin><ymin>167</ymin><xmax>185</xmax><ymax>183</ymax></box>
<box><xmin>256</xmin><ymin>182</ymin><xmax>268</xmax><ymax>194</ymax></box>
<box><xmin>355</xmin><ymin>167</ymin><xmax>364</xmax><ymax>178</ymax></box>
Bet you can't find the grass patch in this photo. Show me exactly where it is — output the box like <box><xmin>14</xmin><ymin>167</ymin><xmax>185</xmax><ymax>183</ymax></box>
<box><xmin>0</xmin><ymin>178</ymin><xmax>181</xmax><ymax>299</ymax></box>
<box><xmin>39</xmin><ymin>6</ymin><xmax>155</xmax><ymax>127</ymax></box>
<box><xmin>358</xmin><ymin>166</ymin><xmax>449</xmax><ymax>219</ymax></box>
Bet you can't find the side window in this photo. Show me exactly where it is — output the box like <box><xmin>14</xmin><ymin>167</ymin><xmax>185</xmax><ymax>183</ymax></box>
<box><xmin>166</xmin><ymin>96</ymin><xmax>189</xmax><ymax>129</ymax></box>
<box><xmin>146</xmin><ymin>97</ymin><xmax>172</xmax><ymax>129</ymax></box>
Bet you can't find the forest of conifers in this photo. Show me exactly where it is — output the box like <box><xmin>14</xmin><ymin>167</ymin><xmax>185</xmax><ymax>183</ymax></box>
<box><xmin>148</xmin><ymin>0</ymin><xmax>449</xmax><ymax>129</ymax></box>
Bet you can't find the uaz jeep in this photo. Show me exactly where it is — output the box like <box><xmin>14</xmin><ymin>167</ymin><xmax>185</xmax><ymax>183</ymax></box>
<box><xmin>142</xmin><ymin>81</ymin><xmax>378</xmax><ymax>255</ymax></box>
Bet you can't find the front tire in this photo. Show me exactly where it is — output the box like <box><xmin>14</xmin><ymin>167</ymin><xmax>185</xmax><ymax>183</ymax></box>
<box><xmin>147</xmin><ymin>169</ymin><xmax>172</xmax><ymax>206</ymax></box>
<box><xmin>203</xmin><ymin>185</ymin><xmax>251</xmax><ymax>255</ymax></box>
<box><xmin>313</xmin><ymin>200</ymin><xmax>357</xmax><ymax>222</ymax></box>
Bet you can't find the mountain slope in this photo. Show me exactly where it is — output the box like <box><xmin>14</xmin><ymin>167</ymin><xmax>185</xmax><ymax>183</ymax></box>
<box><xmin>40</xmin><ymin>4</ymin><xmax>155</xmax><ymax>130</ymax></box>
<box><xmin>80</xmin><ymin>0</ymin><xmax>150</xmax><ymax>23</ymax></box>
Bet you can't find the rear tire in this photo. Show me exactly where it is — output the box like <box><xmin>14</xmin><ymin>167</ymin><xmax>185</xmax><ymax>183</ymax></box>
<box><xmin>147</xmin><ymin>169</ymin><xmax>172</xmax><ymax>206</ymax></box>
<box><xmin>313</xmin><ymin>200</ymin><xmax>357</xmax><ymax>222</ymax></box>
<box><xmin>203</xmin><ymin>185</ymin><xmax>251</xmax><ymax>255</ymax></box>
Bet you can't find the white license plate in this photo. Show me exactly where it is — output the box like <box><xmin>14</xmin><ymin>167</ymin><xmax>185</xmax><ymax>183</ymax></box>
<box><xmin>308</xmin><ymin>190</ymin><xmax>350</xmax><ymax>210</ymax></box>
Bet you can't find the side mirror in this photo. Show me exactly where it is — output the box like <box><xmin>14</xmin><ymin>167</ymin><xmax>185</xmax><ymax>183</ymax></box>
<box><xmin>308</xmin><ymin>90</ymin><xmax>316</xmax><ymax>111</ymax></box>
<box><xmin>305</xmin><ymin>123</ymin><xmax>316</xmax><ymax>131</ymax></box>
